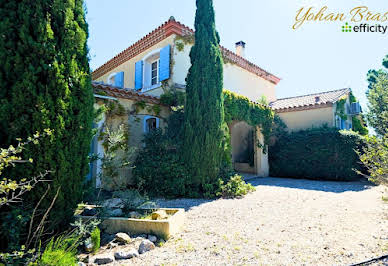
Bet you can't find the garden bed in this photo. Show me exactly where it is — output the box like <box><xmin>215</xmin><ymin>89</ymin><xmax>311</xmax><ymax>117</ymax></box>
<box><xmin>75</xmin><ymin>206</ymin><xmax>185</xmax><ymax>240</ymax></box>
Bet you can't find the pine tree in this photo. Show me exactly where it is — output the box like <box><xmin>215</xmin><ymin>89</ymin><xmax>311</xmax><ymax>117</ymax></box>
<box><xmin>0</xmin><ymin>0</ymin><xmax>93</xmax><ymax>241</ymax></box>
<box><xmin>182</xmin><ymin>0</ymin><xmax>225</xmax><ymax>192</ymax></box>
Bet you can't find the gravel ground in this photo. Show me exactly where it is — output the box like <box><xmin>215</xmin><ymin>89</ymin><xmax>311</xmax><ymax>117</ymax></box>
<box><xmin>125</xmin><ymin>177</ymin><xmax>388</xmax><ymax>266</ymax></box>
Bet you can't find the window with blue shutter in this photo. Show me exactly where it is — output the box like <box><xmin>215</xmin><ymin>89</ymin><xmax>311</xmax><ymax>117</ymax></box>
<box><xmin>159</xmin><ymin>45</ymin><xmax>171</xmax><ymax>81</ymax></box>
<box><xmin>135</xmin><ymin>60</ymin><xmax>143</xmax><ymax>90</ymax></box>
<box><xmin>114</xmin><ymin>71</ymin><xmax>124</xmax><ymax>88</ymax></box>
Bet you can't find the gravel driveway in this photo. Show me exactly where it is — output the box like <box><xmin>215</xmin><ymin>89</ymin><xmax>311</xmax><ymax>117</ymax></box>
<box><xmin>127</xmin><ymin>177</ymin><xmax>388</xmax><ymax>266</ymax></box>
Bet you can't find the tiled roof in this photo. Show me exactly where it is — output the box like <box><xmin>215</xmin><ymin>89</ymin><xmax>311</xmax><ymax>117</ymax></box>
<box><xmin>92</xmin><ymin>17</ymin><xmax>280</xmax><ymax>85</ymax></box>
<box><xmin>270</xmin><ymin>88</ymin><xmax>350</xmax><ymax>112</ymax></box>
<box><xmin>92</xmin><ymin>82</ymin><xmax>162</xmax><ymax>105</ymax></box>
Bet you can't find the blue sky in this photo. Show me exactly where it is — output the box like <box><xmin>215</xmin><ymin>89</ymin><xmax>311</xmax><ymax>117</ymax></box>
<box><xmin>85</xmin><ymin>0</ymin><xmax>388</xmax><ymax>108</ymax></box>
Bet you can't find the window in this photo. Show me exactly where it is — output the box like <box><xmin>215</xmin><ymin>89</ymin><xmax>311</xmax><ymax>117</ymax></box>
<box><xmin>151</xmin><ymin>60</ymin><xmax>159</xmax><ymax>86</ymax></box>
<box><xmin>143</xmin><ymin>116</ymin><xmax>160</xmax><ymax>133</ymax></box>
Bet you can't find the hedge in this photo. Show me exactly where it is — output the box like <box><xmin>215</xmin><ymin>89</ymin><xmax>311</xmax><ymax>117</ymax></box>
<box><xmin>269</xmin><ymin>127</ymin><xmax>366</xmax><ymax>181</ymax></box>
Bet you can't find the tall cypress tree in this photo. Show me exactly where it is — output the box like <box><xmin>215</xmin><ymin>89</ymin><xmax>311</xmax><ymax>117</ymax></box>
<box><xmin>0</xmin><ymin>0</ymin><xmax>93</xmax><ymax>241</ymax></box>
<box><xmin>182</xmin><ymin>0</ymin><xmax>225</xmax><ymax>191</ymax></box>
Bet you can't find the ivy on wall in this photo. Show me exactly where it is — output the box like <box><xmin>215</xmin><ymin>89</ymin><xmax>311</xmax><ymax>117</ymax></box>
<box><xmin>223</xmin><ymin>90</ymin><xmax>274</xmax><ymax>149</ymax></box>
<box><xmin>335</xmin><ymin>92</ymin><xmax>368</xmax><ymax>135</ymax></box>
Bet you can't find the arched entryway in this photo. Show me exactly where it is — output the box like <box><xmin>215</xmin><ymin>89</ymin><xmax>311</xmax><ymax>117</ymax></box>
<box><xmin>229</xmin><ymin>121</ymin><xmax>269</xmax><ymax>177</ymax></box>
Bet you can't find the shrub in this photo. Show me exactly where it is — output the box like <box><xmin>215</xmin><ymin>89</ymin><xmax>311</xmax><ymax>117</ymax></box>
<box><xmin>133</xmin><ymin>129</ymin><xmax>191</xmax><ymax>198</ymax></box>
<box><xmin>358</xmin><ymin>134</ymin><xmax>388</xmax><ymax>185</ymax></box>
<box><xmin>269</xmin><ymin>127</ymin><xmax>366</xmax><ymax>181</ymax></box>
<box><xmin>90</xmin><ymin>227</ymin><xmax>100</xmax><ymax>254</ymax></box>
<box><xmin>218</xmin><ymin>175</ymin><xmax>256</xmax><ymax>198</ymax></box>
<box><xmin>37</xmin><ymin>235</ymin><xmax>78</xmax><ymax>266</ymax></box>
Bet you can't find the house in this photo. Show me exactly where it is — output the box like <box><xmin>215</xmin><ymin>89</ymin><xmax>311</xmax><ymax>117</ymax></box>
<box><xmin>269</xmin><ymin>88</ymin><xmax>363</xmax><ymax>132</ymax></box>
<box><xmin>90</xmin><ymin>17</ymin><xmax>363</xmax><ymax>189</ymax></box>
<box><xmin>91</xmin><ymin>17</ymin><xmax>281</xmax><ymax>189</ymax></box>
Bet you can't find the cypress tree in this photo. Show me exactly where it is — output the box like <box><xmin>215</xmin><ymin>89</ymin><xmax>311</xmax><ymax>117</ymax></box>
<box><xmin>0</xmin><ymin>0</ymin><xmax>93</xmax><ymax>242</ymax></box>
<box><xmin>182</xmin><ymin>0</ymin><xmax>225</xmax><ymax>191</ymax></box>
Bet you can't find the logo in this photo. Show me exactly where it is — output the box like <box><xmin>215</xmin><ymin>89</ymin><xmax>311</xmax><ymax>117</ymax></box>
<box><xmin>292</xmin><ymin>6</ymin><xmax>388</xmax><ymax>33</ymax></box>
<box><xmin>342</xmin><ymin>22</ymin><xmax>352</xmax><ymax>32</ymax></box>
<box><xmin>341</xmin><ymin>22</ymin><xmax>388</xmax><ymax>34</ymax></box>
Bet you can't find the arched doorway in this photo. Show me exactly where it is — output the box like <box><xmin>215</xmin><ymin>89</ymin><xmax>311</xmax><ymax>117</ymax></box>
<box><xmin>230</xmin><ymin>121</ymin><xmax>255</xmax><ymax>174</ymax></box>
<box><xmin>229</xmin><ymin>121</ymin><xmax>269</xmax><ymax>177</ymax></box>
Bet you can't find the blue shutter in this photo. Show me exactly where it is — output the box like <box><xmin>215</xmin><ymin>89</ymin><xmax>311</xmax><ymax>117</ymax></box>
<box><xmin>114</xmin><ymin>71</ymin><xmax>124</xmax><ymax>88</ymax></box>
<box><xmin>135</xmin><ymin>60</ymin><xmax>143</xmax><ymax>90</ymax></box>
<box><xmin>340</xmin><ymin>118</ymin><xmax>346</xmax><ymax>129</ymax></box>
<box><xmin>159</xmin><ymin>45</ymin><xmax>171</xmax><ymax>81</ymax></box>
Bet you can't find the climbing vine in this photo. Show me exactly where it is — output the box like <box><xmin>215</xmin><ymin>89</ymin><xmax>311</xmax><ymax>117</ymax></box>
<box><xmin>223</xmin><ymin>90</ymin><xmax>274</xmax><ymax>149</ymax></box>
<box><xmin>335</xmin><ymin>98</ymin><xmax>347</xmax><ymax>120</ymax></box>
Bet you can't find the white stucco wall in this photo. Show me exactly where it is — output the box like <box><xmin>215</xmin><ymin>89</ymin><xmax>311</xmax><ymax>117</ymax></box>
<box><xmin>278</xmin><ymin>106</ymin><xmax>335</xmax><ymax>132</ymax></box>
<box><xmin>172</xmin><ymin>41</ymin><xmax>277</xmax><ymax>102</ymax></box>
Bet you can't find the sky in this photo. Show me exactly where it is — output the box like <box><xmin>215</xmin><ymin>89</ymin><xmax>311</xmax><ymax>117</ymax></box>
<box><xmin>85</xmin><ymin>0</ymin><xmax>388</xmax><ymax>109</ymax></box>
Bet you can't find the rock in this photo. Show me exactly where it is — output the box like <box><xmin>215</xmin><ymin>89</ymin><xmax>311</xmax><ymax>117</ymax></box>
<box><xmin>93</xmin><ymin>254</ymin><xmax>114</xmax><ymax>265</ymax></box>
<box><xmin>151</xmin><ymin>210</ymin><xmax>168</xmax><ymax>220</ymax></box>
<box><xmin>81</xmin><ymin>207</ymin><xmax>97</xmax><ymax>216</ymax></box>
<box><xmin>106</xmin><ymin>241</ymin><xmax>118</xmax><ymax>249</ymax></box>
<box><xmin>129</xmin><ymin>211</ymin><xmax>141</xmax><ymax>219</ymax></box>
<box><xmin>107</xmin><ymin>208</ymin><xmax>123</xmax><ymax>217</ymax></box>
<box><xmin>147</xmin><ymin>235</ymin><xmax>157</xmax><ymax>243</ymax></box>
<box><xmin>102</xmin><ymin>198</ymin><xmax>124</xmax><ymax>209</ymax></box>
<box><xmin>114</xmin><ymin>249</ymin><xmax>139</xmax><ymax>260</ymax></box>
<box><xmin>115</xmin><ymin>232</ymin><xmax>131</xmax><ymax>244</ymax></box>
<box><xmin>138</xmin><ymin>239</ymin><xmax>155</xmax><ymax>254</ymax></box>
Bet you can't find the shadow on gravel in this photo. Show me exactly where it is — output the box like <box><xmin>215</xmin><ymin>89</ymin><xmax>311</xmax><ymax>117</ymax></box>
<box><xmin>248</xmin><ymin>177</ymin><xmax>375</xmax><ymax>193</ymax></box>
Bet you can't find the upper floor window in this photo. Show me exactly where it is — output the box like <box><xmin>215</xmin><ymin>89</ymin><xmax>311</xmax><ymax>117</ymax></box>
<box><xmin>134</xmin><ymin>45</ymin><xmax>171</xmax><ymax>91</ymax></box>
<box><xmin>107</xmin><ymin>72</ymin><xmax>124</xmax><ymax>88</ymax></box>
<box><xmin>151</xmin><ymin>60</ymin><xmax>159</xmax><ymax>86</ymax></box>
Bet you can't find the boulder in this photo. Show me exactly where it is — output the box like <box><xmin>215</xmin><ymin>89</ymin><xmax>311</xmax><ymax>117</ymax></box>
<box><xmin>102</xmin><ymin>198</ymin><xmax>124</xmax><ymax>209</ymax></box>
<box><xmin>115</xmin><ymin>232</ymin><xmax>131</xmax><ymax>244</ymax></box>
<box><xmin>147</xmin><ymin>235</ymin><xmax>157</xmax><ymax>243</ymax></box>
<box><xmin>114</xmin><ymin>249</ymin><xmax>139</xmax><ymax>260</ymax></box>
<box><xmin>93</xmin><ymin>254</ymin><xmax>114</xmax><ymax>265</ymax></box>
<box><xmin>151</xmin><ymin>210</ymin><xmax>168</xmax><ymax>220</ymax></box>
<box><xmin>107</xmin><ymin>208</ymin><xmax>123</xmax><ymax>217</ymax></box>
<box><xmin>138</xmin><ymin>239</ymin><xmax>155</xmax><ymax>254</ymax></box>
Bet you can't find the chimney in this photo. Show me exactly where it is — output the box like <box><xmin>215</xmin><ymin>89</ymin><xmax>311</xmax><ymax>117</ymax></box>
<box><xmin>235</xmin><ymin>41</ymin><xmax>246</xmax><ymax>58</ymax></box>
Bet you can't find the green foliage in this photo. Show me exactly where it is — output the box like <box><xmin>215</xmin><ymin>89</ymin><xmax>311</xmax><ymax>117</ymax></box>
<box><xmin>358</xmin><ymin>134</ymin><xmax>388</xmax><ymax>185</ymax></box>
<box><xmin>182</xmin><ymin>0</ymin><xmax>226</xmax><ymax>191</ymax></box>
<box><xmin>37</xmin><ymin>235</ymin><xmax>78</xmax><ymax>266</ymax></box>
<box><xmin>217</xmin><ymin>175</ymin><xmax>256</xmax><ymax>198</ymax></box>
<box><xmin>90</xmin><ymin>227</ymin><xmax>100</xmax><ymax>254</ymax></box>
<box><xmin>223</xmin><ymin>90</ymin><xmax>274</xmax><ymax>149</ymax></box>
<box><xmin>160</xmin><ymin>89</ymin><xmax>186</xmax><ymax>107</ymax></box>
<box><xmin>133</xmin><ymin>129</ymin><xmax>191</xmax><ymax>197</ymax></box>
<box><xmin>352</xmin><ymin>116</ymin><xmax>368</xmax><ymax>136</ymax></box>
<box><xmin>269</xmin><ymin>127</ymin><xmax>366</xmax><ymax>181</ymax></box>
<box><xmin>335</xmin><ymin>98</ymin><xmax>347</xmax><ymax>120</ymax></box>
<box><xmin>0</xmin><ymin>0</ymin><xmax>94</xmax><ymax>241</ymax></box>
<box><xmin>99</xmin><ymin>124</ymin><xmax>136</xmax><ymax>190</ymax></box>
<box><xmin>366</xmin><ymin>70</ymin><xmax>388</xmax><ymax>136</ymax></box>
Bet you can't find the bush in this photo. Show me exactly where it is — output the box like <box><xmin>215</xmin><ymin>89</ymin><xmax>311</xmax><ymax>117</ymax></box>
<box><xmin>90</xmin><ymin>227</ymin><xmax>100</xmax><ymax>254</ymax></box>
<box><xmin>218</xmin><ymin>175</ymin><xmax>256</xmax><ymax>198</ymax></box>
<box><xmin>358</xmin><ymin>134</ymin><xmax>388</xmax><ymax>185</ymax></box>
<box><xmin>269</xmin><ymin>127</ymin><xmax>366</xmax><ymax>181</ymax></box>
<box><xmin>37</xmin><ymin>235</ymin><xmax>78</xmax><ymax>266</ymax></box>
<box><xmin>133</xmin><ymin>129</ymin><xmax>191</xmax><ymax>198</ymax></box>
